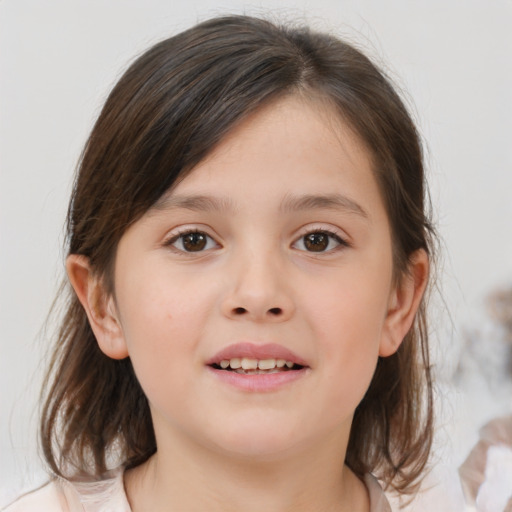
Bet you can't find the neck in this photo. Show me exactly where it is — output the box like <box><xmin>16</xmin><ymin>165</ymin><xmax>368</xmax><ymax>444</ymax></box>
<box><xmin>125</xmin><ymin>427</ymin><xmax>369</xmax><ymax>512</ymax></box>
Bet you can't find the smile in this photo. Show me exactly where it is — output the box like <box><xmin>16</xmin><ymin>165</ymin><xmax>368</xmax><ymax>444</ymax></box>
<box><xmin>211</xmin><ymin>357</ymin><xmax>304</xmax><ymax>374</ymax></box>
<box><xmin>206</xmin><ymin>343</ymin><xmax>309</xmax><ymax>391</ymax></box>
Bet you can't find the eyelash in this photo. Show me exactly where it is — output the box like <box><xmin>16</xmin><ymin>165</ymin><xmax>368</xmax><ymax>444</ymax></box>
<box><xmin>164</xmin><ymin>229</ymin><xmax>219</xmax><ymax>254</ymax></box>
<box><xmin>164</xmin><ymin>228</ymin><xmax>349</xmax><ymax>254</ymax></box>
<box><xmin>292</xmin><ymin>228</ymin><xmax>349</xmax><ymax>254</ymax></box>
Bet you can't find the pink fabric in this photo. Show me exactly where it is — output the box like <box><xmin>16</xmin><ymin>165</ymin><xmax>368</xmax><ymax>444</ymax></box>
<box><xmin>459</xmin><ymin>415</ymin><xmax>512</xmax><ymax>511</ymax></box>
<box><xmin>4</xmin><ymin>468</ymin><xmax>391</xmax><ymax>512</ymax></box>
<box><xmin>2</xmin><ymin>467</ymin><xmax>130</xmax><ymax>512</ymax></box>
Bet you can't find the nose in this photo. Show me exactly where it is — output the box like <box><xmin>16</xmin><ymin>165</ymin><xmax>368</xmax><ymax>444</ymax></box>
<box><xmin>221</xmin><ymin>249</ymin><xmax>295</xmax><ymax>323</ymax></box>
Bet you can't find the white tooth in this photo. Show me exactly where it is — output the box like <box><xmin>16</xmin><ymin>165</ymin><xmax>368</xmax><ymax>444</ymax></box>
<box><xmin>276</xmin><ymin>359</ymin><xmax>286</xmax><ymax>368</ymax></box>
<box><xmin>229</xmin><ymin>358</ymin><xmax>242</xmax><ymax>369</ymax></box>
<box><xmin>220</xmin><ymin>360</ymin><xmax>230</xmax><ymax>369</ymax></box>
<box><xmin>285</xmin><ymin>361</ymin><xmax>294</xmax><ymax>368</ymax></box>
<box><xmin>258</xmin><ymin>359</ymin><xmax>276</xmax><ymax>370</ymax></box>
<box><xmin>241</xmin><ymin>357</ymin><xmax>258</xmax><ymax>370</ymax></box>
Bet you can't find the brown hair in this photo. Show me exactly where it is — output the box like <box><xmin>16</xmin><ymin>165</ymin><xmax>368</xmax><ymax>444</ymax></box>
<box><xmin>41</xmin><ymin>15</ymin><xmax>435</xmax><ymax>494</ymax></box>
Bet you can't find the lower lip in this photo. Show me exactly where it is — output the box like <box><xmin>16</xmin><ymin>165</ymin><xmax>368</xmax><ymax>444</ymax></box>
<box><xmin>206</xmin><ymin>367</ymin><xmax>309</xmax><ymax>392</ymax></box>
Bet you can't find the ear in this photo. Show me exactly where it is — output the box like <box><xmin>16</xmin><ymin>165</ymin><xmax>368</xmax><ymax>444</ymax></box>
<box><xmin>66</xmin><ymin>254</ymin><xmax>129</xmax><ymax>360</ymax></box>
<box><xmin>379</xmin><ymin>249</ymin><xmax>429</xmax><ymax>357</ymax></box>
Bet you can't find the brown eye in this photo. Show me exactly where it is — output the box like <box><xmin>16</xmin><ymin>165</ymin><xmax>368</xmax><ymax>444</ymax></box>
<box><xmin>182</xmin><ymin>232</ymin><xmax>207</xmax><ymax>251</ymax></box>
<box><xmin>168</xmin><ymin>231</ymin><xmax>217</xmax><ymax>252</ymax></box>
<box><xmin>293</xmin><ymin>230</ymin><xmax>345</xmax><ymax>253</ymax></box>
<box><xmin>303</xmin><ymin>233</ymin><xmax>329</xmax><ymax>252</ymax></box>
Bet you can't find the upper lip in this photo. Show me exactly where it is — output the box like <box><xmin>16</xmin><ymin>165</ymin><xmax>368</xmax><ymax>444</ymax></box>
<box><xmin>206</xmin><ymin>342</ymin><xmax>308</xmax><ymax>367</ymax></box>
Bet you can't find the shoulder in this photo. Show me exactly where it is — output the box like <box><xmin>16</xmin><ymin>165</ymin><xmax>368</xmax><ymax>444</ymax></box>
<box><xmin>363</xmin><ymin>474</ymin><xmax>392</xmax><ymax>512</ymax></box>
<box><xmin>2</xmin><ymin>481</ymin><xmax>66</xmax><ymax>512</ymax></box>
<box><xmin>3</xmin><ymin>467</ymin><xmax>131</xmax><ymax>512</ymax></box>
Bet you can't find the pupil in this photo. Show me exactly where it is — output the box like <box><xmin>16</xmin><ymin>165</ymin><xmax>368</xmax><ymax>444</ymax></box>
<box><xmin>304</xmin><ymin>233</ymin><xmax>328</xmax><ymax>252</ymax></box>
<box><xmin>183</xmin><ymin>233</ymin><xmax>207</xmax><ymax>251</ymax></box>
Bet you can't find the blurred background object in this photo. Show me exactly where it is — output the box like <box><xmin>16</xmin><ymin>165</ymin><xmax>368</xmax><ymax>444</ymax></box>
<box><xmin>458</xmin><ymin>288</ymin><xmax>512</xmax><ymax>511</ymax></box>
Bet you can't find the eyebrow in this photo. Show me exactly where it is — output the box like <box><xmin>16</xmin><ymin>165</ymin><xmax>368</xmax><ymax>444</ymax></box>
<box><xmin>151</xmin><ymin>194</ymin><xmax>236</xmax><ymax>213</ymax></box>
<box><xmin>279</xmin><ymin>193</ymin><xmax>369</xmax><ymax>219</ymax></box>
<box><xmin>150</xmin><ymin>192</ymin><xmax>368</xmax><ymax>219</ymax></box>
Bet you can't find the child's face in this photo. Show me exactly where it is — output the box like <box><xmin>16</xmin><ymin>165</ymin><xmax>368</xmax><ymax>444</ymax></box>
<box><xmin>109</xmin><ymin>96</ymin><xmax>399</xmax><ymax>459</ymax></box>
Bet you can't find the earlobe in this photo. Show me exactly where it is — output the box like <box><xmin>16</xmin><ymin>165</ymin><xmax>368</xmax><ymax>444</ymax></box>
<box><xmin>66</xmin><ymin>254</ymin><xmax>129</xmax><ymax>360</ymax></box>
<box><xmin>379</xmin><ymin>249</ymin><xmax>429</xmax><ymax>357</ymax></box>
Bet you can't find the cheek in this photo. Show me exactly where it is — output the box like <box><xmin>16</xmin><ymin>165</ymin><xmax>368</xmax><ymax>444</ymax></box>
<box><xmin>114</xmin><ymin>265</ymin><xmax>216</xmax><ymax>395</ymax></box>
<box><xmin>117</xmin><ymin>259</ymin><xmax>214</xmax><ymax>337</ymax></box>
<box><xmin>316</xmin><ymin>292</ymin><xmax>383</xmax><ymax>384</ymax></box>
<box><xmin>302</xmin><ymin>260</ymin><xmax>391</xmax><ymax>346</ymax></box>
<box><xmin>298</xmin><ymin>260</ymin><xmax>391</xmax><ymax>401</ymax></box>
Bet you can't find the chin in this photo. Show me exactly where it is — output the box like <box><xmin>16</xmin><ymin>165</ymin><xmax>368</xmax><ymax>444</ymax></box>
<box><xmin>215</xmin><ymin>438</ymin><xmax>299</xmax><ymax>462</ymax></box>
<box><xmin>206</xmin><ymin>417</ymin><xmax>309</xmax><ymax>461</ymax></box>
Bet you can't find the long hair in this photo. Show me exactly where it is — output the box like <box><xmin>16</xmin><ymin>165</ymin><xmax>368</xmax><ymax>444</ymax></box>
<box><xmin>41</xmin><ymin>15</ymin><xmax>435</xmax><ymax>494</ymax></box>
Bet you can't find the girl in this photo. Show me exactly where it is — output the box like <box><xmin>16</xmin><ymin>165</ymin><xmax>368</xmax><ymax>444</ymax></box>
<box><xmin>5</xmin><ymin>14</ymin><xmax>435</xmax><ymax>512</ymax></box>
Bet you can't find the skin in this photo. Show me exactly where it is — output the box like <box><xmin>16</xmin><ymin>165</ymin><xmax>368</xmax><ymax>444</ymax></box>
<box><xmin>68</xmin><ymin>95</ymin><xmax>428</xmax><ymax>511</ymax></box>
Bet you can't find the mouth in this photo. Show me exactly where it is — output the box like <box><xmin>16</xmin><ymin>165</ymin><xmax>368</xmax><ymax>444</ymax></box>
<box><xmin>206</xmin><ymin>342</ymin><xmax>309</xmax><ymax>375</ymax></box>
<box><xmin>206</xmin><ymin>343</ymin><xmax>309</xmax><ymax>392</ymax></box>
<box><xmin>210</xmin><ymin>357</ymin><xmax>305</xmax><ymax>375</ymax></box>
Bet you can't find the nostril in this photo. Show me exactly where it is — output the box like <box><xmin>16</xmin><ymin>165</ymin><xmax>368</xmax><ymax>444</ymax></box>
<box><xmin>229</xmin><ymin>306</ymin><xmax>284</xmax><ymax>317</ymax></box>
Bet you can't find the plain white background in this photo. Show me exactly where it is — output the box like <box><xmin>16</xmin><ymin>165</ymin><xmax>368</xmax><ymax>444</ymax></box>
<box><xmin>1</xmin><ymin>0</ymin><xmax>511</xmax><ymax>508</ymax></box>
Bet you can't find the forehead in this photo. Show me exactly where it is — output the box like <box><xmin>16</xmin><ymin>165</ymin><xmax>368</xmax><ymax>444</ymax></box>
<box><xmin>150</xmin><ymin>96</ymin><xmax>383</xmax><ymax>221</ymax></box>
<box><xmin>166</xmin><ymin>95</ymin><xmax>373</xmax><ymax>188</ymax></box>
<box><xmin>202</xmin><ymin>95</ymin><xmax>370</xmax><ymax>170</ymax></box>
